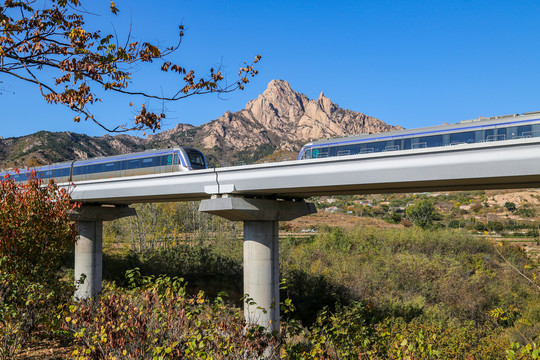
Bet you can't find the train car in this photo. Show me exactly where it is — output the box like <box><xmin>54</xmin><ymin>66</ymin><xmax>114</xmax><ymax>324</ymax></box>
<box><xmin>297</xmin><ymin>111</ymin><xmax>540</xmax><ymax>160</ymax></box>
<box><xmin>0</xmin><ymin>147</ymin><xmax>207</xmax><ymax>183</ymax></box>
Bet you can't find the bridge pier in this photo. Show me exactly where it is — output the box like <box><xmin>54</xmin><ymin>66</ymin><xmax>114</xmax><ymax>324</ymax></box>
<box><xmin>69</xmin><ymin>205</ymin><xmax>136</xmax><ymax>299</ymax></box>
<box><xmin>199</xmin><ymin>196</ymin><xmax>316</xmax><ymax>333</ymax></box>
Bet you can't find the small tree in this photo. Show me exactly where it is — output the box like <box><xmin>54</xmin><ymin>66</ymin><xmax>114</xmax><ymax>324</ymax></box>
<box><xmin>504</xmin><ymin>202</ymin><xmax>517</xmax><ymax>212</ymax></box>
<box><xmin>406</xmin><ymin>199</ymin><xmax>437</xmax><ymax>229</ymax></box>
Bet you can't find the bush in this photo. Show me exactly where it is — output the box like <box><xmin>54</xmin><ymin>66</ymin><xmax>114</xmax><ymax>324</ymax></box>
<box><xmin>0</xmin><ymin>172</ymin><xmax>78</xmax><ymax>358</ymax></box>
<box><xmin>64</xmin><ymin>270</ymin><xmax>278</xmax><ymax>359</ymax></box>
<box><xmin>505</xmin><ymin>202</ymin><xmax>517</xmax><ymax>212</ymax></box>
<box><xmin>448</xmin><ymin>219</ymin><xmax>467</xmax><ymax>228</ymax></box>
<box><xmin>406</xmin><ymin>199</ymin><xmax>438</xmax><ymax>228</ymax></box>
<box><xmin>0</xmin><ymin>172</ymin><xmax>77</xmax><ymax>279</ymax></box>
<box><xmin>517</xmin><ymin>207</ymin><xmax>536</xmax><ymax>218</ymax></box>
<box><xmin>384</xmin><ymin>212</ymin><xmax>403</xmax><ymax>224</ymax></box>
<box><xmin>486</xmin><ymin>221</ymin><xmax>504</xmax><ymax>233</ymax></box>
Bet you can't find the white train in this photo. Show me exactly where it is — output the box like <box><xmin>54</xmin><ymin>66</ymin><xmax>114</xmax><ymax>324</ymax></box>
<box><xmin>298</xmin><ymin>111</ymin><xmax>540</xmax><ymax>160</ymax></box>
<box><xmin>1</xmin><ymin>147</ymin><xmax>207</xmax><ymax>183</ymax></box>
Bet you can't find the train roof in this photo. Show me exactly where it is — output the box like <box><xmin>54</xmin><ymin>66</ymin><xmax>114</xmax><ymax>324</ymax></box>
<box><xmin>72</xmin><ymin>147</ymin><xmax>192</xmax><ymax>166</ymax></box>
<box><xmin>304</xmin><ymin>111</ymin><xmax>540</xmax><ymax>146</ymax></box>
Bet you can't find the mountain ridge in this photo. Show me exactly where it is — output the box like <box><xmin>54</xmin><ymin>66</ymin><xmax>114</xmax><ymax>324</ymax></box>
<box><xmin>0</xmin><ymin>80</ymin><xmax>402</xmax><ymax>168</ymax></box>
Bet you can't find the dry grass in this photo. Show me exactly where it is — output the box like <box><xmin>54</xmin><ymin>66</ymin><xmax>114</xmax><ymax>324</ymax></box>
<box><xmin>285</xmin><ymin>211</ymin><xmax>402</xmax><ymax>231</ymax></box>
<box><xmin>14</xmin><ymin>335</ymin><xmax>74</xmax><ymax>360</ymax></box>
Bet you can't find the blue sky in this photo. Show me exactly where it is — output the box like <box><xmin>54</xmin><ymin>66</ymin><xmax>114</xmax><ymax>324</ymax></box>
<box><xmin>2</xmin><ymin>0</ymin><xmax>540</xmax><ymax>138</ymax></box>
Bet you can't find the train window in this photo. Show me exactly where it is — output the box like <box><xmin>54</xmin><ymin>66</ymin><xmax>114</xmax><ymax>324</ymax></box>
<box><xmin>497</xmin><ymin>128</ymin><xmax>507</xmax><ymax>140</ymax></box>
<box><xmin>508</xmin><ymin>126</ymin><xmax>518</xmax><ymax>139</ymax></box>
<box><xmin>36</xmin><ymin>170</ymin><xmax>48</xmax><ymax>179</ymax></box>
<box><xmin>359</xmin><ymin>143</ymin><xmax>374</xmax><ymax>153</ymax></box>
<box><xmin>450</xmin><ymin>131</ymin><xmax>475</xmax><ymax>144</ymax></box>
<box><xmin>127</xmin><ymin>159</ymin><xmax>140</xmax><ymax>169</ymax></box>
<box><xmin>73</xmin><ymin>165</ymin><xmax>86</xmax><ymax>175</ymax></box>
<box><xmin>141</xmin><ymin>157</ymin><xmax>154</xmax><ymax>168</ymax></box>
<box><xmin>173</xmin><ymin>154</ymin><xmax>180</xmax><ymax>165</ymax></box>
<box><xmin>90</xmin><ymin>163</ymin><xmax>104</xmax><ymax>173</ymax></box>
<box><xmin>475</xmin><ymin>131</ymin><xmax>482</xmax><ymax>143</ymax></box>
<box><xmin>329</xmin><ymin>147</ymin><xmax>337</xmax><ymax>157</ymax></box>
<box><xmin>349</xmin><ymin>144</ymin><xmax>361</xmax><ymax>155</ymax></box>
<box><xmin>302</xmin><ymin>149</ymin><xmax>312</xmax><ymax>159</ymax></box>
<box><xmin>160</xmin><ymin>155</ymin><xmax>173</xmax><ymax>166</ymax></box>
<box><xmin>187</xmin><ymin>150</ymin><xmax>206</xmax><ymax>169</ymax></box>
<box><xmin>383</xmin><ymin>140</ymin><xmax>399</xmax><ymax>151</ymax></box>
<box><xmin>312</xmin><ymin>148</ymin><xmax>329</xmax><ymax>158</ymax></box>
<box><xmin>517</xmin><ymin>125</ymin><xmax>532</xmax><ymax>138</ymax></box>
<box><xmin>532</xmin><ymin>124</ymin><xmax>540</xmax><ymax>138</ymax></box>
<box><xmin>370</xmin><ymin>141</ymin><xmax>386</xmax><ymax>152</ymax></box>
<box><xmin>420</xmin><ymin>135</ymin><xmax>443</xmax><ymax>148</ymax></box>
<box><xmin>104</xmin><ymin>162</ymin><xmax>115</xmax><ymax>172</ymax></box>
<box><xmin>337</xmin><ymin>144</ymin><xmax>360</xmax><ymax>156</ymax></box>
<box><xmin>56</xmin><ymin>168</ymin><xmax>70</xmax><ymax>177</ymax></box>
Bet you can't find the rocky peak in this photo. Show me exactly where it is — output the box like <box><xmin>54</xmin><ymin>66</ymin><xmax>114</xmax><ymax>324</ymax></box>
<box><xmin>245</xmin><ymin>79</ymin><xmax>308</xmax><ymax>127</ymax></box>
<box><xmin>145</xmin><ymin>79</ymin><xmax>402</xmax><ymax>155</ymax></box>
<box><xmin>201</xmin><ymin>79</ymin><xmax>403</xmax><ymax>152</ymax></box>
<box><xmin>316</xmin><ymin>91</ymin><xmax>337</xmax><ymax>116</ymax></box>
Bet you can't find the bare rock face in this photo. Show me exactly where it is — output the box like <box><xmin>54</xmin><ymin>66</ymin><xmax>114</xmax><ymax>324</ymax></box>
<box><xmin>175</xmin><ymin>79</ymin><xmax>403</xmax><ymax>153</ymax></box>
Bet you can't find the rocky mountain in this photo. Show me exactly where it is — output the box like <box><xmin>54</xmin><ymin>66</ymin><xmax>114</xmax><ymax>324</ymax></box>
<box><xmin>0</xmin><ymin>80</ymin><xmax>402</xmax><ymax>168</ymax></box>
<box><xmin>149</xmin><ymin>80</ymin><xmax>402</xmax><ymax>153</ymax></box>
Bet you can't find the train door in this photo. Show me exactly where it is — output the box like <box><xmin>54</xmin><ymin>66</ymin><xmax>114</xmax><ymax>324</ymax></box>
<box><xmin>507</xmin><ymin>126</ymin><xmax>518</xmax><ymax>139</ymax></box>
<box><xmin>160</xmin><ymin>154</ymin><xmax>175</xmax><ymax>172</ymax></box>
<box><xmin>402</xmin><ymin>138</ymin><xmax>412</xmax><ymax>150</ymax></box>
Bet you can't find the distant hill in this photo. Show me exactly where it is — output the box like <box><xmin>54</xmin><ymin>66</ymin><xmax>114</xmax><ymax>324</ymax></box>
<box><xmin>0</xmin><ymin>80</ymin><xmax>402</xmax><ymax>168</ymax></box>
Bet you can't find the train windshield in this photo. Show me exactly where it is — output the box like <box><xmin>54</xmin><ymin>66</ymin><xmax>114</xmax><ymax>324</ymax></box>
<box><xmin>185</xmin><ymin>149</ymin><xmax>207</xmax><ymax>169</ymax></box>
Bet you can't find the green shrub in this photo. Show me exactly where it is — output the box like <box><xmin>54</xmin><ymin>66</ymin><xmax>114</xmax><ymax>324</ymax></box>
<box><xmin>406</xmin><ymin>199</ymin><xmax>438</xmax><ymax>228</ymax></box>
<box><xmin>505</xmin><ymin>202</ymin><xmax>517</xmax><ymax>212</ymax></box>
<box><xmin>517</xmin><ymin>207</ymin><xmax>536</xmax><ymax>218</ymax></box>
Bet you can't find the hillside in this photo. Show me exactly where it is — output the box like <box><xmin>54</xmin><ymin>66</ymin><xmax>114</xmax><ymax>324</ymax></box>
<box><xmin>0</xmin><ymin>80</ymin><xmax>401</xmax><ymax>168</ymax></box>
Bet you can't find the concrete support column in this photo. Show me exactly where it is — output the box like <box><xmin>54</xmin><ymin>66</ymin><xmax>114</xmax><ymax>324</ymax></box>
<box><xmin>199</xmin><ymin>196</ymin><xmax>316</xmax><ymax>333</ymax></box>
<box><xmin>74</xmin><ymin>221</ymin><xmax>103</xmax><ymax>299</ymax></box>
<box><xmin>70</xmin><ymin>205</ymin><xmax>136</xmax><ymax>299</ymax></box>
<box><xmin>244</xmin><ymin>220</ymin><xmax>280</xmax><ymax>332</ymax></box>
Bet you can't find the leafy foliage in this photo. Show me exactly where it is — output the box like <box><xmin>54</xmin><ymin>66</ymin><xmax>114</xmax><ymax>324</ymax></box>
<box><xmin>505</xmin><ymin>202</ymin><xmax>518</xmax><ymax>212</ymax></box>
<box><xmin>405</xmin><ymin>198</ymin><xmax>439</xmax><ymax>228</ymax></box>
<box><xmin>63</xmin><ymin>270</ymin><xmax>279</xmax><ymax>359</ymax></box>
<box><xmin>0</xmin><ymin>171</ymin><xmax>78</xmax><ymax>279</ymax></box>
<box><xmin>0</xmin><ymin>172</ymin><xmax>78</xmax><ymax>358</ymax></box>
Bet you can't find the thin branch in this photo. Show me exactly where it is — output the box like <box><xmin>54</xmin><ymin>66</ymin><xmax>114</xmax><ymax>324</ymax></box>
<box><xmin>492</xmin><ymin>240</ymin><xmax>540</xmax><ymax>292</ymax></box>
